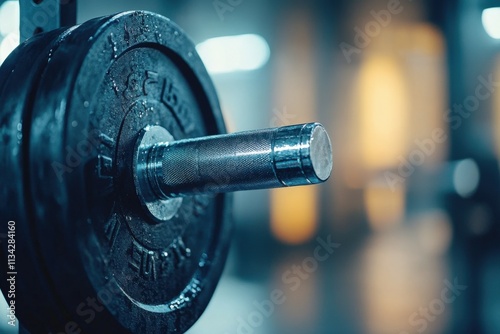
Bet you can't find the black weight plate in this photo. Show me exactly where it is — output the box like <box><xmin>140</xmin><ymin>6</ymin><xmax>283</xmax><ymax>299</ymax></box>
<box><xmin>28</xmin><ymin>11</ymin><xmax>231</xmax><ymax>333</ymax></box>
<box><xmin>0</xmin><ymin>29</ymin><xmax>80</xmax><ymax>332</ymax></box>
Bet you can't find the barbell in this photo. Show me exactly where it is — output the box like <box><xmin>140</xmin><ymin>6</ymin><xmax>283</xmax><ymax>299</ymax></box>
<box><xmin>0</xmin><ymin>9</ymin><xmax>332</xmax><ymax>334</ymax></box>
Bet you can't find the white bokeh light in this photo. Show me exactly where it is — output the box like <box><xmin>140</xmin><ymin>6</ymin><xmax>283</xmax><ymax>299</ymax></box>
<box><xmin>482</xmin><ymin>7</ymin><xmax>500</xmax><ymax>39</ymax></box>
<box><xmin>0</xmin><ymin>1</ymin><xmax>20</xmax><ymax>36</ymax></box>
<box><xmin>453</xmin><ymin>159</ymin><xmax>480</xmax><ymax>198</ymax></box>
<box><xmin>0</xmin><ymin>32</ymin><xmax>20</xmax><ymax>64</ymax></box>
<box><xmin>0</xmin><ymin>1</ymin><xmax>20</xmax><ymax>66</ymax></box>
<box><xmin>196</xmin><ymin>34</ymin><xmax>270</xmax><ymax>75</ymax></box>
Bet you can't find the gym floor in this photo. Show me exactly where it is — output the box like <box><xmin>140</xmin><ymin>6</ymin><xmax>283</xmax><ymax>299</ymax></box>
<box><xmin>1</xmin><ymin>0</ymin><xmax>499</xmax><ymax>333</ymax></box>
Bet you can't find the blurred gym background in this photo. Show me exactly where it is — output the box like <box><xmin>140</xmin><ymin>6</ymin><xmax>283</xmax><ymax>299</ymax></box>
<box><xmin>1</xmin><ymin>0</ymin><xmax>500</xmax><ymax>333</ymax></box>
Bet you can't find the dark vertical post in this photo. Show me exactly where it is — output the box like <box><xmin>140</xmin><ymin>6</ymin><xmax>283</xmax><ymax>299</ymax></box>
<box><xmin>19</xmin><ymin>0</ymin><xmax>76</xmax><ymax>41</ymax></box>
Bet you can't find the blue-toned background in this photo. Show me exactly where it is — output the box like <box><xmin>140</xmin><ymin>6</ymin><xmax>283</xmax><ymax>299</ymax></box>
<box><xmin>1</xmin><ymin>0</ymin><xmax>499</xmax><ymax>333</ymax></box>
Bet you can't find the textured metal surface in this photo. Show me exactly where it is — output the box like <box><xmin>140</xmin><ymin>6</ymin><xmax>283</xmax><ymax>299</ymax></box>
<box><xmin>158</xmin><ymin>128</ymin><xmax>278</xmax><ymax>196</ymax></box>
<box><xmin>138</xmin><ymin>123</ymin><xmax>332</xmax><ymax>199</ymax></box>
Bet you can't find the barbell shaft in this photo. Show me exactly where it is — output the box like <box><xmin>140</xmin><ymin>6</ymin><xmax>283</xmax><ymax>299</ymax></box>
<box><xmin>138</xmin><ymin>123</ymin><xmax>332</xmax><ymax>199</ymax></box>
